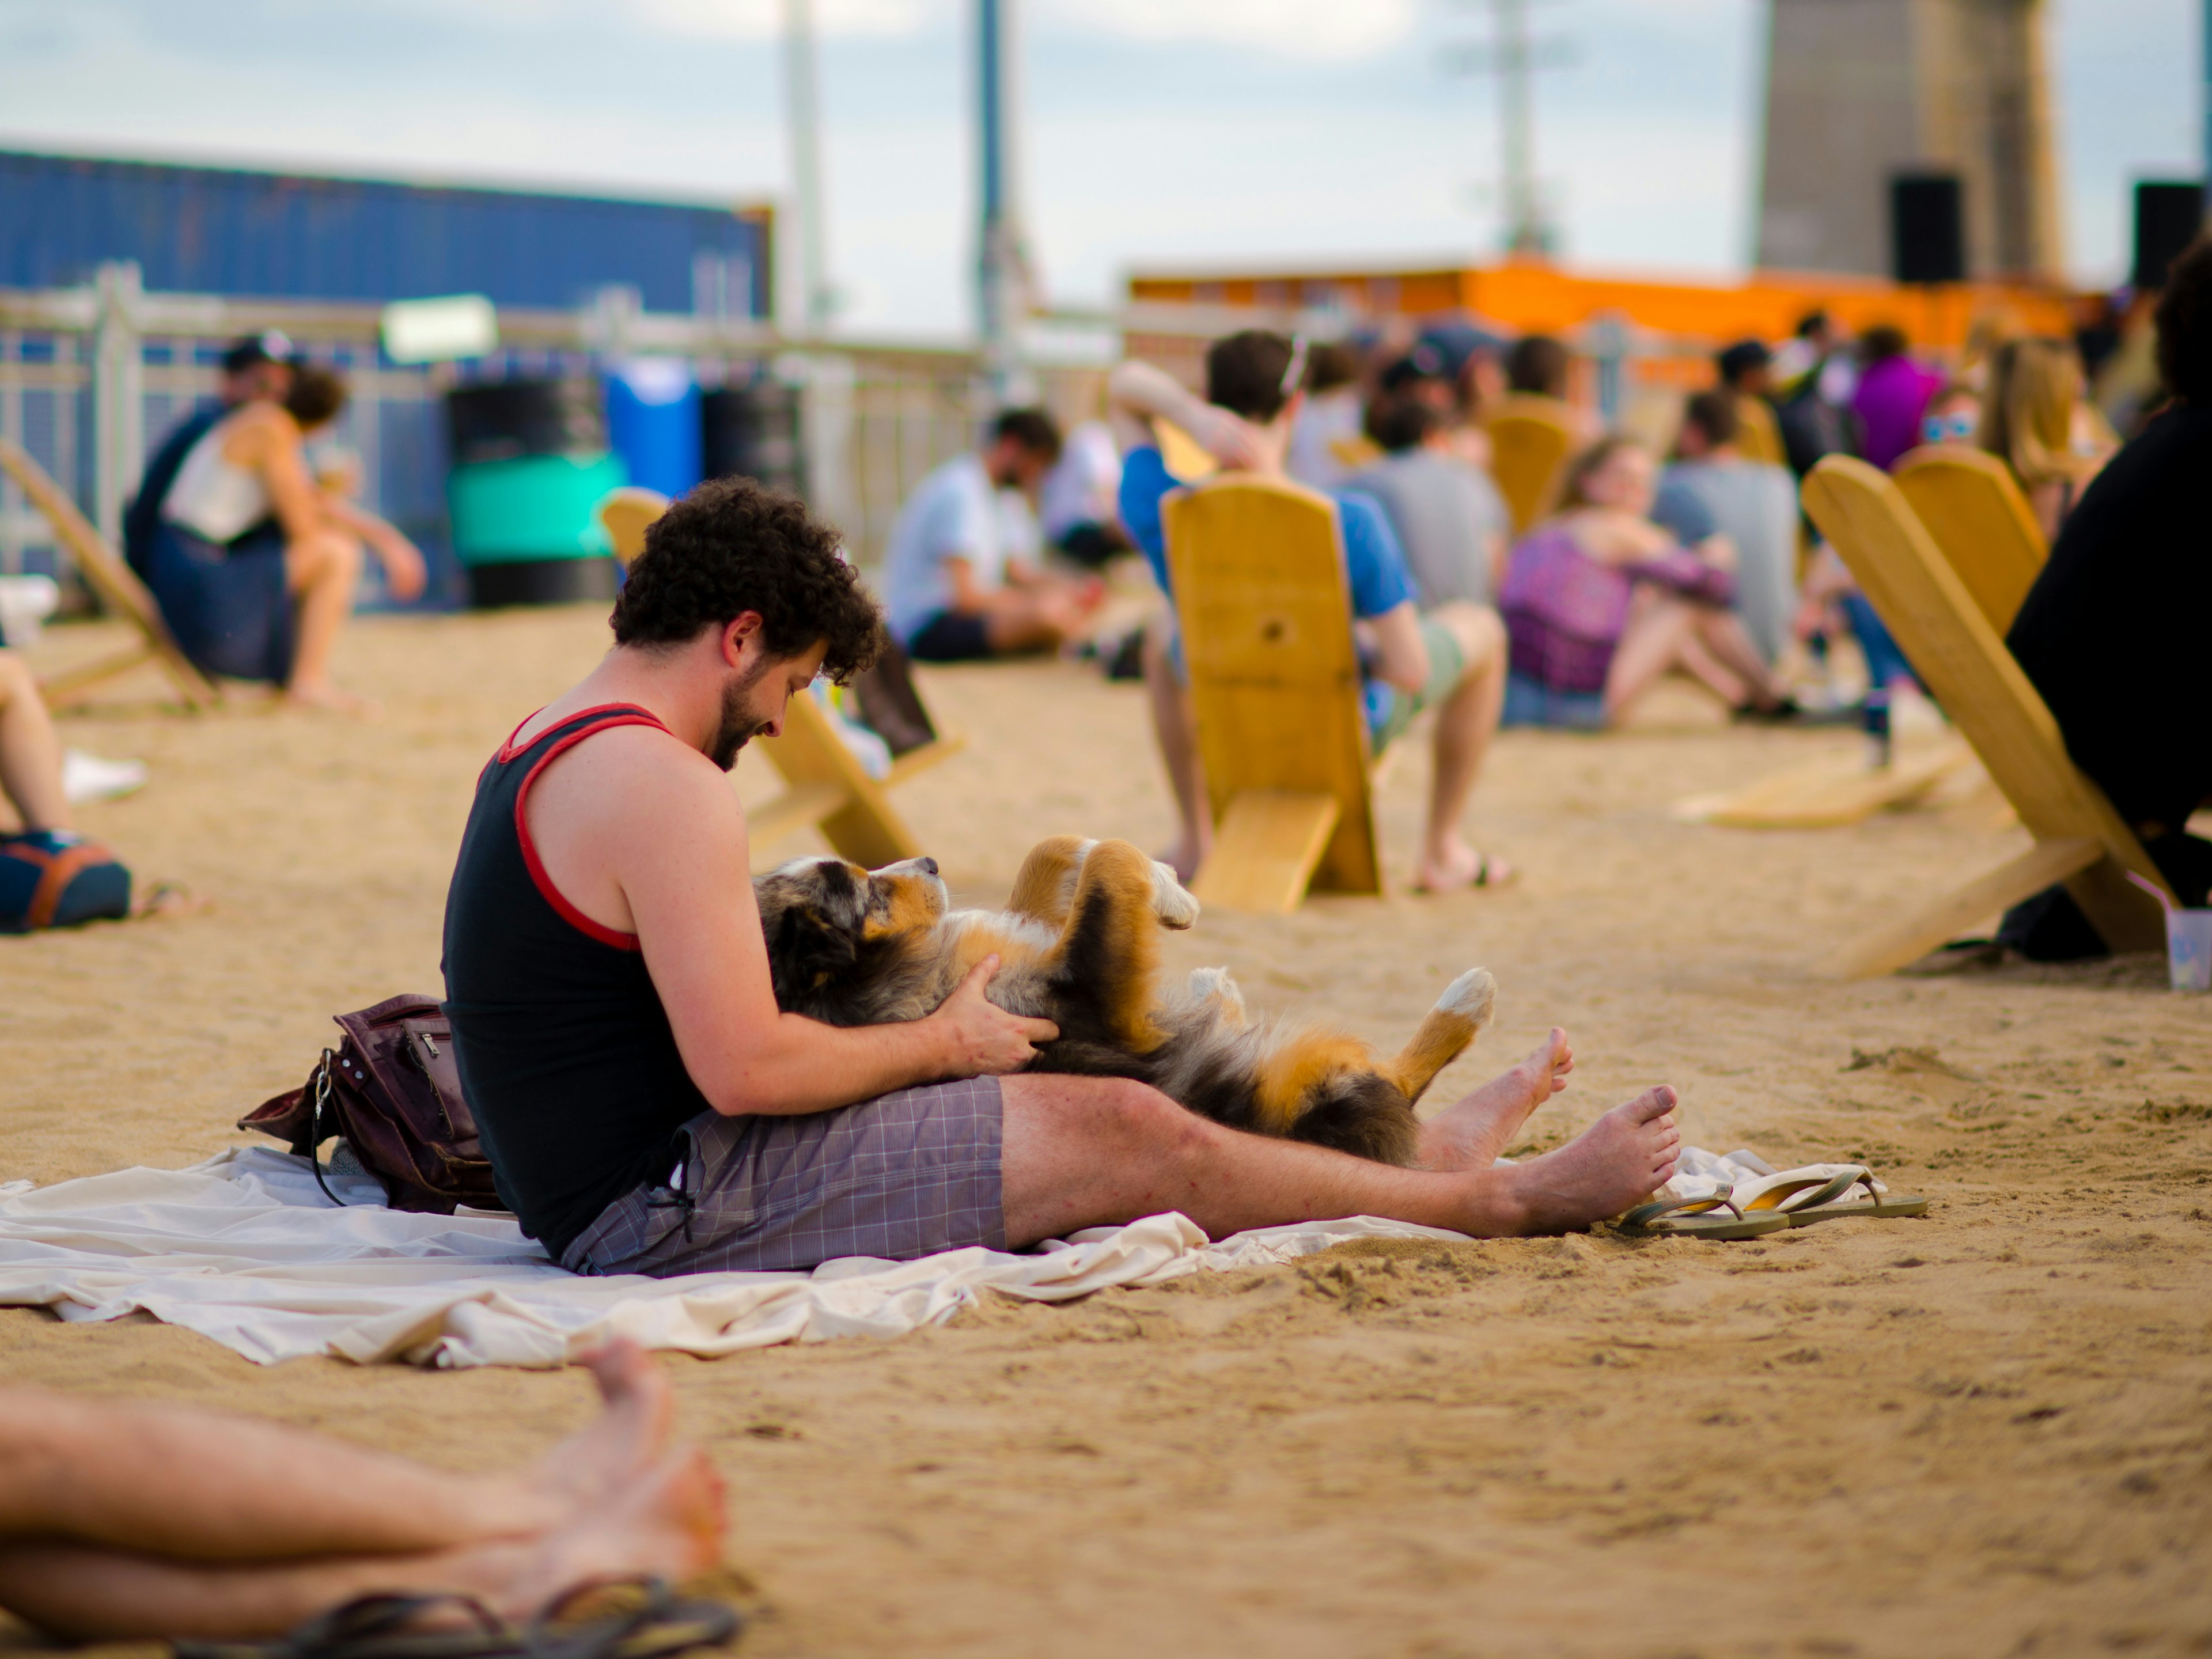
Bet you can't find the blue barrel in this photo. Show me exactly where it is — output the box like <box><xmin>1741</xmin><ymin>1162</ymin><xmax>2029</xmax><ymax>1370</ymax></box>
<box><xmin>606</xmin><ymin>359</ymin><xmax>702</xmax><ymax>499</ymax></box>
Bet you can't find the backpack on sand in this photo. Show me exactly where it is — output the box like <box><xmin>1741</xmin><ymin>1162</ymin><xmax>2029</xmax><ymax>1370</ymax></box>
<box><xmin>239</xmin><ymin>993</ymin><xmax>501</xmax><ymax>1214</ymax></box>
<box><xmin>0</xmin><ymin>830</ymin><xmax>131</xmax><ymax>933</ymax></box>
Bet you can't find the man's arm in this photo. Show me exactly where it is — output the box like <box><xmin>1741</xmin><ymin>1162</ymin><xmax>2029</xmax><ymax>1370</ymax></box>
<box><xmin>1359</xmin><ymin>602</ymin><xmax>1430</xmax><ymax>694</ymax></box>
<box><xmin>530</xmin><ymin>727</ymin><xmax>1055</xmax><ymax>1116</ymax></box>
<box><xmin>1106</xmin><ymin>361</ymin><xmax>1269</xmax><ymax>469</ymax></box>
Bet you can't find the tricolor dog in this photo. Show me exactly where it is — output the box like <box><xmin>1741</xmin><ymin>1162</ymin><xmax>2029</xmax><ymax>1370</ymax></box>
<box><xmin>753</xmin><ymin>836</ymin><xmax>1495</xmax><ymax>1164</ymax></box>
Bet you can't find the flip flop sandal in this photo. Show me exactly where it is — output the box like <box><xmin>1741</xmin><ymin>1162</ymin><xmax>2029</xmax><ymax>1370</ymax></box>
<box><xmin>1729</xmin><ymin>1164</ymin><xmax>1929</xmax><ymax>1228</ymax></box>
<box><xmin>1619</xmin><ymin>1186</ymin><xmax>1792</xmax><ymax>1241</ymax></box>
<box><xmin>174</xmin><ymin>1577</ymin><xmax>741</xmax><ymax>1659</ymax></box>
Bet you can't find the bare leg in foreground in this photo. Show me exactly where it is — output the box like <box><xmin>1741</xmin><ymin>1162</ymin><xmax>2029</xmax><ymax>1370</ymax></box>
<box><xmin>0</xmin><ymin>1342</ymin><xmax>724</xmax><ymax>1641</ymax></box>
<box><xmin>1001</xmin><ymin>1066</ymin><xmax>1677</xmax><ymax>1247</ymax></box>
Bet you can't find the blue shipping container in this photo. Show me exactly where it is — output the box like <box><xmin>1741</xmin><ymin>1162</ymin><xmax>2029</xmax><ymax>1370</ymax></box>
<box><xmin>0</xmin><ymin>149</ymin><xmax>771</xmax><ymax>315</ymax></box>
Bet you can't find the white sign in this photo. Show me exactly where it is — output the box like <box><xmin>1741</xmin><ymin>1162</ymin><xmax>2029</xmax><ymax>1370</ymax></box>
<box><xmin>380</xmin><ymin>294</ymin><xmax>498</xmax><ymax>364</ymax></box>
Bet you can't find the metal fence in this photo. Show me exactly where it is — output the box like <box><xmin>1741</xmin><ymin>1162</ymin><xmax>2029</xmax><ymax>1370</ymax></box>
<box><xmin>0</xmin><ymin>263</ymin><xmax>999</xmax><ymax>610</ymax></box>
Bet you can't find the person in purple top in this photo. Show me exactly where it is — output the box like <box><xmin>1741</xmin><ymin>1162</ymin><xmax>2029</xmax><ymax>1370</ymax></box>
<box><xmin>1850</xmin><ymin>325</ymin><xmax>1945</xmax><ymax>472</ymax></box>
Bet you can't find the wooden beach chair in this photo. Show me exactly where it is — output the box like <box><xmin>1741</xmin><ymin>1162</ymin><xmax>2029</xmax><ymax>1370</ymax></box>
<box><xmin>0</xmin><ymin>437</ymin><xmax>220</xmax><ymax>710</ymax></box>
<box><xmin>1161</xmin><ymin>473</ymin><xmax>1382</xmax><ymax>914</ymax></box>
<box><xmin>1485</xmin><ymin>393</ymin><xmax>1577</xmax><ymax>537</ymax></box>
<box><xmin>593</xmin><ymin>490</ymin><xmax>965</xmax><ymax>867</ymax></box>
<box><xmin>1893</xmin><ymin>444</ymin><xmax>2048</xmax><ymax>635</ymax></box>
<box><xmin>1799</xmin><ymin>455</ymin><xmax>2168</xmax><ymax>978</ymax></box>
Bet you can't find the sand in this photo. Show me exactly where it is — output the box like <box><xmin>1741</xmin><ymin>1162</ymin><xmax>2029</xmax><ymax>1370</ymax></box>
<box><xmin>3</xmin><ymin>607</ymin><xmax>2209</xmax><ymax>1658</ymax></box>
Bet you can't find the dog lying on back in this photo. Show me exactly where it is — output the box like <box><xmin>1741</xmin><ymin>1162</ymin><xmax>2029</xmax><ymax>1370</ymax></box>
<box><xmin>753</xmin><ymin>835</ymin><xmax>1495</xmax><ymax>1164</ymax></box>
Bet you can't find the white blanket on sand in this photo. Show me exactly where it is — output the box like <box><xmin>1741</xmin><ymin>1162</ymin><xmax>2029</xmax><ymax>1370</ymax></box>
<box><xmin>0</xmin><ymin>1147</ymin><xmax>1771</xmax><ymax>1372</ymax></box>
<box><xmin>0</xmin><ymin>1150</ymin><xmax>1472</xmax><ymax>1370</ymax></box>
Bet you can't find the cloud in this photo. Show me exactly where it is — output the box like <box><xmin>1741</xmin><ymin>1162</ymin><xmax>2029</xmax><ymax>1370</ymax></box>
<box><xmin>1039</xmin><ymin>0</ymin><xmax>1418</xmax><ymax>61</ymax></box>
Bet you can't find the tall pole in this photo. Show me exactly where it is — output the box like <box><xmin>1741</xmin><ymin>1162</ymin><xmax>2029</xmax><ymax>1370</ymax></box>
<box><xmin>2203</xmin><ymin>0</ymin><xmax>2211</xmax><ymax>222</ymax></box>
<box><xmin>1496</xmin><ymin>0</ymin><xmax>1543</xmax><ymax>253</ymax></box>
<box><xmin>784</xmin><ymin>0</ymin><xmax>832</xmax><ymax>336</ymax></box>
<box><xmin>976</xmin><ymin>0</ymin><xmax>1031</xmax><ymax>400</ymax></box>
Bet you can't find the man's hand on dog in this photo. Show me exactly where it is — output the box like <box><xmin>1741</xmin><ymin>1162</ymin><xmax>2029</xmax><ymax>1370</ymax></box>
<box><xmin>933</xmin><ymin>955</ymin><xmax>1059</xmax><ymax>1074</ymax></box>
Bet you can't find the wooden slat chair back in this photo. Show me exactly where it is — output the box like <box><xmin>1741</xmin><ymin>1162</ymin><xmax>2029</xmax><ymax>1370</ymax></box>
<box><xmin>593</xmin><ymin>489</ymin><xmax>963</xmax><ymax>868</ymax></box>
<box><xmin>1733</xmin><ymin>394</ymin><xmax>1787</xmax><ymax>469</ymax></box>
<box><xmin>1892</xmin><ymin>444</ymin><xmax>2048</xmax><ymax>636</ymax></box>
<box><xmin>1800</xmin><ymin>455</ymin><xmax>2168</xmax><ymax>976</ymax></box>
<box><xmin>1484</xmin><ymin>393</ymin><xmax>1577</xmax><ymax>538</ymax></box>
<box><xmin>0</xmin><ymin>436</ymin><xmax>220</xmax><ymax>710</ymax></box>
<box><xmin>1162</xmin><ymin>473</ymin><xmax>1381</xmax><ymax>913</ymax></box>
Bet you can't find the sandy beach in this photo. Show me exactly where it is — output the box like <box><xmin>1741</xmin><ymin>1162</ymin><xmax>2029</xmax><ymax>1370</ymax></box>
<box><xmin>3</xmin><ymin>605</ymin><xmax>2209</xmax><ymax>1658</ymax></box>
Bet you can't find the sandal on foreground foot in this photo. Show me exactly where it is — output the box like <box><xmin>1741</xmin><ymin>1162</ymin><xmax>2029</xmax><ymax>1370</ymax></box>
<box><xmin>173</xmin><ymin>1577</ymin><xmax>742</xmax><ymax>1659</ymax></box>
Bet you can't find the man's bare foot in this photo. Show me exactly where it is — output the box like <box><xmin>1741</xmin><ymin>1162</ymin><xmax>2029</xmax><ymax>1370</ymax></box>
<box><xmin>1417</xmin><ymin>1028</ymin><xmax>1573</xmax><ymax>1171</ymax></box>
<box><xmin>535</xmin><ymin>1341</ymin><xmax>676</xmax><ymax>1509</ymax></box>
<box><xmin>501</xmin><ymin>1450</ymin><xmax>726</xmax><ymax>1619</ymax></box>
<box><xmin>282</xmin><ymin>683</ymin><xmax>382</xmax><ymax>719</ymax></box>
<box><xmin>1414</xmin><ymin>838</ymin><xmax>1514</xmax><ymax>894</ymax></box>
<box><xmin>1491</xmin><ymin>1086</ymin><xmax>1680</xmax><ymax>1233</ymax></box>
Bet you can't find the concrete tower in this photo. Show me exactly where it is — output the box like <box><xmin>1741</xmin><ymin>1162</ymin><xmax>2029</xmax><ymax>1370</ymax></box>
<box><xmin>1757</xmin><ymin>0</ymin><xmax>2062</xmax><ymax>279</ymax></box>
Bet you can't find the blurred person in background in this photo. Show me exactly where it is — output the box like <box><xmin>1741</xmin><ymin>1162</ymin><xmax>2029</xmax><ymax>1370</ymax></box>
<box><xmin>1350</xmin><ymin>393</ymin><xmax>1509</xmax><ymax>608</ymax></box>
<box><xmin>1036</xmin><ymin>405</ymin><xmax>1130</xmax><ymax>570</ymax></box>
<box><xmin>0</xmin><ymin>652</ymin><xmax>132</xmax><ymax>931</ymax></box>
<box><xmin>1773</xmin><ymin>309</ymin><xmax>1858</xmax><ymax>475</ymax></box>
<box><xmin>1999</xmin><ymin>237</ymin><xmax>2212</xmax><ymax>958</ymax></box>
<box><xmin>1498</xmin><ymin>437</ymin><xmax>1796</xmax><ymax>731</ymax></box>
<box><xmin>1850</xmin><ymin>324</ymin><xmax>1944</xmax><ymax>472</ymax></box>
<box><xmin>1499</xmin><ymin>334</ymin><xmax>1599</xmax><ymax>443</ymax></box>
<box><xmin>146</xmin><ymin>362</ymin><xmax>426</xmax><ymax>711</ymax></box>
<box><xmin>124</xmin><ymin>332</ymin><xmax>292</xmax><ymax>580</ymax></box>
<box><xmin>1978</xmin><ymin>337</ymin><xmax>2114</xmax><ymax>542</ymax></box>
<box><xmin>1714</xmin><ymin>340</ymin><xmax>1787</xmax><ymax>468</ymax></box>
<box><xmin>1112</xmin><ymin>332</ymin><xmax>1512</xmax><ymax>891</ymax></box>
<box><xmin>879</xmin><ymin>407</ymin><xmax>1103</xmax><ymax>661</ymax></box>
<box><xmin>1654</xmin><ymin>391</ymin><xmax>1799</xmax><ymax>665</ymax></box>
<box><xmin>1285</xmin><ymin>341</ymin><xmax>1368</xmax><ymax>490</ymax></box>
<box><xmin>1918</xmin><ymin>381</ymin><xmax>1982</xmax><ymax>446</ymax></box>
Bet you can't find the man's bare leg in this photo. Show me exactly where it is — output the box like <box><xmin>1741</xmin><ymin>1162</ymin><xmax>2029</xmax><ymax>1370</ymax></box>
<box><xmin>1000</xmin><ymin>1072</ymin><xmax>1678</xmax><ymax>1245</ymax></box>
<box><xmin>1415</xmin><ymin>1028</ymin><xmax>1573</xmax><ymax>1171</ymax></box>
<box><xmin>1141</xmin><ymin>620</ymin><xmax>1211</xmax><ymax>881</ymax></box>
<box><xmin>1416</xmin><ymin>603</ymin><xmax>1510</xmax><ymax>892</ymax></box>
<box><xmin>0</xmin><ymin>1342</ymin><xmax>670</xmax><ymax>1560</ymax></box>
<box><xmin>0</xmin><ymin>1449</ymin><xmax>724</xmax><ymax>1642</ymax></box>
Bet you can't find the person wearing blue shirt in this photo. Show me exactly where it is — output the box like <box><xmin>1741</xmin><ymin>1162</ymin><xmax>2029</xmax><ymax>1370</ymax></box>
<box><xmin>1109</xmin><ymin>331</ymin><xmax>1512</xmax><ymax>892</ymax></box>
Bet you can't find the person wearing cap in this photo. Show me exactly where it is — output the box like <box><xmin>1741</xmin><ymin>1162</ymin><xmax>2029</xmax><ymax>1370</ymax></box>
<box><xmin>123</xmin><ymin>335</ymin><xmax>294</xmax><ymax>581</ymax></box>
<box><xmin>145</xmin><ymin>360</ymin><xmax>425</xmax><ymax>710</ymax></box>
<box><xmin>1110</xmin><ymin>331</ymin><xmax>1513</xmax><ymax>893</ymax></box>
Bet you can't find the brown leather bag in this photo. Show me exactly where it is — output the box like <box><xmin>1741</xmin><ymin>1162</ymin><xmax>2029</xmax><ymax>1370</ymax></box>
<box><xmin>239</xmin><ymin>993</ymin><xmax>501</xmax><ymax>1214</ymax></box>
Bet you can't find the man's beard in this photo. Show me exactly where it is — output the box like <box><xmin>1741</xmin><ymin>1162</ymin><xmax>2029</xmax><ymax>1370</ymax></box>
<box><xmin>708</xmin><ymin>658</ymin><xmax>777</xmax><ymax>772</ymax></box>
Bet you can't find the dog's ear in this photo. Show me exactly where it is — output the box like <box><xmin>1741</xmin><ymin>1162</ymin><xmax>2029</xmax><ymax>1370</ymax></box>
<box><xmin>768</xmin><ymin>900</ymin><xmax>861</xmax><ymax>1003</ymax></box>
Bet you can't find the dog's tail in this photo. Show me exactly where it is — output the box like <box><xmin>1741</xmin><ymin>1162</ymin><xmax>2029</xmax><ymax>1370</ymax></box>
<box><xmin>1378</xmin><ymin>968</ymin><xmax>1495</xmax><ymax>1107</ymax></box>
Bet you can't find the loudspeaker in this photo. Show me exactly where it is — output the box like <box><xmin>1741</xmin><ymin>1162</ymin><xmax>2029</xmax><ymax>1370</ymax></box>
<box><xmin>1890</xmin><ymin>173</ymin><xmax>1965</xmax><ymax>285</ymax></box>
<box><xmin>2133</xmin><ymin>180</ymin><xmax>2206</xmax><ymax>290</ymax></box>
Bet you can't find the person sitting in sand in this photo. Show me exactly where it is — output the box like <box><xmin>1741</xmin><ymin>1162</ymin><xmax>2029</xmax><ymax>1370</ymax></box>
<box><xmin>1999</xmin><ymin>237</ymin><xmax>2212</xmax><ymax>959</ymax></box>
<box><xmin>126</xmin><ymin>331</ymin><xmax>294</xmax><ymax>581</ymax></box>
<box><xmin>1108</xmin><ymin>331</ymin><xmax>1514</xmax><ymax>892</ymax></box>
<box><xmin>879</xmin><ymin>408</ymin><xmax>1104</xmax><ymax>662</ymax></box>
<box><xmin>0</xmin><ymin>651</ymin><xmax>132</xmax><ymax>930</ymax></box>
<box><xmin>0</xmin><ymin>1340</ymin><xmax>721</xmax><ymax>1641</ymax></box>
<box><xmin>146</xmin><ymin>361</ymin><xmax>427</xmax><ymax>711</ymax></box>
<box><xmin>440</xmin><ymin>476</ymin><xmax>1682</xmax><ymax>1281</ymax></box>
<box><xmin>1498</xmin><ymin>437</ymin><xmax>1798</xmax><ymax>730</ymax></box>
<box><xmin>1348</xmin><ymin>393</ymin><xmax>1510</xmax><ymax>609</ymax></box>
<box><xmin>1654</xmin><ymin>391</ymin><xmax>1799</xmax><ymax>664</ymax></box>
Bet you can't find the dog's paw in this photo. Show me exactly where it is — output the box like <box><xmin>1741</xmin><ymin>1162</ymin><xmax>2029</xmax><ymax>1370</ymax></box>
<box><xmin>1150</xmin><ymin>860</ymin><xmax>1201</xmax><ymax>929</ymax></box>
<box><xmin>1434</xmin><ymin>968</ymin><xmax>1496</xmax><ymax>1027</ymax></box>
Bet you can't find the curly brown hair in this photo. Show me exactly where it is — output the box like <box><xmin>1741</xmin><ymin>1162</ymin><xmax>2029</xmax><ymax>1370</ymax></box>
<box><xmin>611</xmin><ymin>477</ymin><xmax>882</xmax><ymax>681</ymax></box>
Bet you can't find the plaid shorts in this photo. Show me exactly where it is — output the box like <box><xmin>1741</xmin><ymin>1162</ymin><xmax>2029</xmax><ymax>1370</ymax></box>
<box><xmin>559</xmin><ymin>1077</ymin><xmax>1005</xmax><ymax>1276</ymax></box>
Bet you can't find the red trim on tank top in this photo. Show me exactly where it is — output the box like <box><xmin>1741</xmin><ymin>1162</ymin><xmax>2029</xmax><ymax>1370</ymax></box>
<box><xmin>505</xmin><ymin>704</ymin><xmax>673</xmax><ymax>952</ymax></box>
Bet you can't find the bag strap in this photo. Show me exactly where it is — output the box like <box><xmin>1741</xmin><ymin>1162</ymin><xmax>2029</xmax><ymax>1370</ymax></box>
<box><xmin>305</xmin><ymin>1049</ymin><xmax>354</xmax><ymax>1209</ymax></box>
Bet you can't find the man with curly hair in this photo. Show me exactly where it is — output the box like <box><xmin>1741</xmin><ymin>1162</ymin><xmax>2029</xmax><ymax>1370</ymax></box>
<box><xmin>443</xmin><ymin>478</ymin><xmax>1687</xmax><ymax>1279</ymax></box>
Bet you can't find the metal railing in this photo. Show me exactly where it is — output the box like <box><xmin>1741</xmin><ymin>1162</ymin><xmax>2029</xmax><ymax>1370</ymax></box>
<box><xmin>0</xmin><ymin>263</ymin><xmax>1008</xmax><ymax>606</ymax></box>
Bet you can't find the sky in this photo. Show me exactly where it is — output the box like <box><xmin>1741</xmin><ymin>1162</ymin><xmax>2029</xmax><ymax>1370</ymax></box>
<box><xmin>0</xmin><ymin>0</ymin><xmax>2199</xmax><ymax>340</ymax></box>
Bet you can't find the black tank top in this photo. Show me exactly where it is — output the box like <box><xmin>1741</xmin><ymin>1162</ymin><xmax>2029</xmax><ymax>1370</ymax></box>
<box><xmin>441</xmin><ymin>704</ymin><xmax>709</xmax><ymax>1257</ymax></box>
